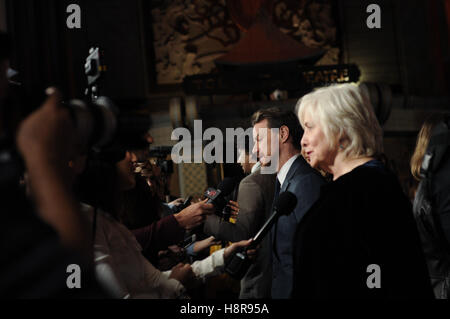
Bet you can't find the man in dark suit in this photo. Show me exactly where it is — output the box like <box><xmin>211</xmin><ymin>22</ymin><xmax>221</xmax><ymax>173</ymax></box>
<box><xmin>204</xmin><ymin>144</ymin><xmax>276</xmax><ymax>298</ymax></box>
<box><xmin>251</xmin><ymin>107</ymin><xmax>326</xmax><ymax>299</ymax></box>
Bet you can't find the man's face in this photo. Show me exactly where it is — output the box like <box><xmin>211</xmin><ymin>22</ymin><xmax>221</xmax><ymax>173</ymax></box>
<box><xmin>252</xmin><ymin>119</ymin><xmax>277</xmax><ymax>166</ymax></box>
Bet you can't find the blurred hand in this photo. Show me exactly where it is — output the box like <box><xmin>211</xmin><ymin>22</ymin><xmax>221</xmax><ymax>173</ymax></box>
<box><xmin>14</xmin><ymin>88</ymin><xmax>90</xmax><ymax>258</ymax></box>
<box><xmin>169</xmin><ymin>198</ymin><xmax>185</xmax><ymax>207</ymax></box>
<box><xmin>169</xmin><ymin>263</ymin><xmax>195</xmax><ymax>287</ymax></box>
<box><xmin>174</xmin><ymin>199</ymin><xmax>215</xmax><ymax>230</ymax></box>
<box><xmin>227</xmin><ymin>200</ymin><xmax>240</xmax><ymax>219</ymax></box>
<box><xmin>246</xmin><ymin>246</ymin><xmax>258</xmax><ymax>261</ymax></box>
<box><xmin>224</xmin><ymin>239</ymin><xmax>254</xmax><ymax>260</ymax></box>
<box><xmin>193</xmin><ymin>236</ymin><xmax>221</xmax><ymax>254</ymax></box>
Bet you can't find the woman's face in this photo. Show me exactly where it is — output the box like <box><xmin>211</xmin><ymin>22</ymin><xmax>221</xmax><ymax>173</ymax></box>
<box><xmin>116</xmin><ymin>151</ymin><xmax>136</xmax><ymax>191</ymax></box>
<box><xmin>300</xmin><ymin>111</ymin><xmax>336</xmax><ymax>171</ymax></box>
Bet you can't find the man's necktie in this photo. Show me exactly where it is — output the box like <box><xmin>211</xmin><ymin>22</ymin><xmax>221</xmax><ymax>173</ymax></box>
<box><xmin>272</xmin><ymin>179</ymin><xmax>281</xmax><ymax>209</ymax></box>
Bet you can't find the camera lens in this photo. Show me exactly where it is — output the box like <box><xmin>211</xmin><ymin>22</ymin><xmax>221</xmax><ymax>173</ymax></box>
<box><xmin>68</xmin><ymin>96</ymin><xmax>117</xmax><ymax>151</ymax></box>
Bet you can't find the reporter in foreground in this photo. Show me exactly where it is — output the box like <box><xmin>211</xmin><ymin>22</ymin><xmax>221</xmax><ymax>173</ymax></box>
<box><xmin>293</xmin><ymin>83</ymin><xmax>433</xmax><ymax>299</ymax></box>
<box><xmin>3</xmin><ymin>87</ymin><xmax>103</xmax><ymax>297</ymax></box>
<box><xmin>16</xmin><ymin>88</ymin><xmax>92</xmax><ymax>257</ymax></box>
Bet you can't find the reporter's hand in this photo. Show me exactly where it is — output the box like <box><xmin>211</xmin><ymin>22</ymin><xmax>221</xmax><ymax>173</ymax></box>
<box><xmin>174</xmin><ymin>199</ymin><xmax>215</xmax><ymax>230</ymax></box>
<box><xmin>246</xmin><ymin>246</ymin><xmax>258</xmax><ymax>261</ymax></box>
<box><xmin>227</xmin><ymin>200</ymin><xmax>240</xmax><ymax>219</ymax></box>
<box><xmin>169</xmin><ymin>198</ymin><xmax>184</xmax><ymax>207</ymax></box>
<box><xmin>169</xmin><ymin>263</ymin><xmax>195</xmax><ymax>287</ymax></box>
<box><xmin>193</xmin><ymin>236</ymin><xmax>221</xmax><ymax>254</ymax></box>
<box><xmin>224</xmin><ymin>239</ymin><xmax>254</xmax><ymax>260</ymax></box>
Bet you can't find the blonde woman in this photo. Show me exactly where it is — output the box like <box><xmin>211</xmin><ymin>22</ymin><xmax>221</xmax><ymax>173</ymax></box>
<box><xmin>411</xmin><ymin>113</ymin><xmax>450</xmax><ymax>299</ymax></box>
<box><xmin>292</xmin><ymin>84</ymin><xmax>433</xmax><ymax>299</ymax></box>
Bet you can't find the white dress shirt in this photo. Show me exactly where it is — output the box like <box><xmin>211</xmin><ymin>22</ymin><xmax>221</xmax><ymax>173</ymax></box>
<box><xmin>277</xmin><ymin>154</ymin><xmax>300</xmax><ymax>187</ymax></box>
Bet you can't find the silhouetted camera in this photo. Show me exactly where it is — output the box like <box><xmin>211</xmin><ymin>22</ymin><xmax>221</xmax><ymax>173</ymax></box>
<box><xmin>68</xmin><ymin>47</ymin><xmax>150</xmax><ymax>159</ymax></box>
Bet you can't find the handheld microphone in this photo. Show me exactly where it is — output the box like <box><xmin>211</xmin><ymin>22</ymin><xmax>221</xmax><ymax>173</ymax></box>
<box><xmin>172</xmin><ymin>196</ymin><xmax>193</xmax><ymax>214</ymax></box>
<box><xmin>225</xmin><ymin>191</ymin><xmax>297</xmax><ymax>279</ymax></box>
<box><xmin>204</xmin><ymin>177</ymin><xmax>238</xmax><ymax>221</ymax></box>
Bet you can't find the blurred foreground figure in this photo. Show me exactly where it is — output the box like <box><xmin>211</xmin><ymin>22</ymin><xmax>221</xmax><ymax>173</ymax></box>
<box><xmin>1</xmin><ymin>31</ymin><xmax>104</xmax><ymax>298</ymax></box>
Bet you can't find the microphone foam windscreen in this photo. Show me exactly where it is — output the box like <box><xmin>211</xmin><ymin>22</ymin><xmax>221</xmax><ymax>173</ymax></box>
<box><xmin>274</xmin><ymin>191</ymin><xmax>297</xmax><ymax>215</ymax></box>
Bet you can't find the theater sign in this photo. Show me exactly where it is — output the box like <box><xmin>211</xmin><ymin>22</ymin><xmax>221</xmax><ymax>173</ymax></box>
<box><xmin>183</xmin><ymin>64</ymin><xmax>360</xmax><ymax>95</ymax></box>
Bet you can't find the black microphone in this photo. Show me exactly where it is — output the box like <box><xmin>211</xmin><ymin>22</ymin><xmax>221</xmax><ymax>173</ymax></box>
<box><xmin>172</xmin><ymin>195</ymin><xmax>193</xmax><ymax>214</ymax></box>
<box><xmin>205</xmin><ymin>177</ymin><xmax>236</xmax><ymax>203</ymax></box>
<box><xmin>204</xmin><ymin>177</ymin><xmax>238</xmax><ymax>221</ymax></box>
<box><xmin>225</xmin><ymin>191</ymin><xmax>297</xmax><ymax>279</ymax></box>
<box><xmin>251</xmin><ymin>191</ymin><xmax>297</xmax><ymax>247</ymax></box>
<box><xmin>217</xmin><ymin>177</ymin><xmax>237</xmax><ymax>197</ymax></box>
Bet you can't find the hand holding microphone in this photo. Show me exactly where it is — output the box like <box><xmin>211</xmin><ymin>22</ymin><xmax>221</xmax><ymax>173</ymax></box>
<box><xmin>204</xmin><ymin>177</ymin><xmax>239</xmax><ymax>222</ymax></box>
<box><xmin>224</xmin><ymin>191</ymin><xmax>298</xmax><ymax>279</ymax></box>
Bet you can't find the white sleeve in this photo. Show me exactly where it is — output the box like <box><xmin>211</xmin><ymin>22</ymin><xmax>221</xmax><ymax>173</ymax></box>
<box><xmin>79</xmin><ymin>204</ymin><xmax>130</xmax><ymax>298</ymax></box>
<box><xmin>140</xmin><ymin>263</ymin><xmax>187</xmax><ymax>299</ymax></box>
<box><xmin>83</xmin><ymin>205</ymin><xmax>187</xmax><ymax>299</ymax></box>
<box><xmin>96</xmin><ymin>221</ymin><xmax>187</xmax><ymax>299</ymax></box>
<box><xmin>93</xmin><ymin>221</ymin><xmax>131</xmax><ymax>299</ymax></box>
<box><xmin>190</xmin><ymin>248</ymin><xmax>226</xmax><ymax>280</ymax></box>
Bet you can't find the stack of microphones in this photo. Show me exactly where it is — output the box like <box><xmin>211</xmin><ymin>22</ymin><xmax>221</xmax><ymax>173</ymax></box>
<box><xmin>204</xmin><ymin>177</ymin><xmax>239</xmax><ymax>222</ymax></box>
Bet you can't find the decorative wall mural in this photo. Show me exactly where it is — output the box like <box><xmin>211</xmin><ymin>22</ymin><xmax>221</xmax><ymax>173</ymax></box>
<box><xmin>273</xmin><ymin>0</ymin><xmax>339</xmax><ymax>65</ymax></box>
<box><xmin>151</xmin><ymin>0</ymin><xmax>339</xmax><ymax>84</ymax></box>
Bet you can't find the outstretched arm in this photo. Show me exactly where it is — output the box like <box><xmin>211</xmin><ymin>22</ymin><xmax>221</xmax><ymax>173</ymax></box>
<box><xmin>204</xmin><ymin>177</ymin><xmax>265</xmax><ymax>242</ymax></box>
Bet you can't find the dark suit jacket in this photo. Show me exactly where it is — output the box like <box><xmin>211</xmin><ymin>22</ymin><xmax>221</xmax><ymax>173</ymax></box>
<box><xmin>204</xmin><ymin>168</ymin><xmax>276</xmax><ymax>298</ymax></box>
<box><xmin>271</xmin><ymin>155</ymin><xmax>326</xmax><ymax>299</ymax></box>
<box><xmin>293</xmin><ymin>162</ymin><xmax>433</xmax><ymax>299</ymax></box>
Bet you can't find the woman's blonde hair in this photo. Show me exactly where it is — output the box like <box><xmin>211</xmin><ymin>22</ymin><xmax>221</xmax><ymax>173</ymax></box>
<box><xmin>296</xmin><ymin>83</ymin><xmax>383</xmax><ymax>160</ymax></box>
<box><xmin>410</xmin><ymin>113</ymin><xmax>448</xmax><ymax>181</ymax></box>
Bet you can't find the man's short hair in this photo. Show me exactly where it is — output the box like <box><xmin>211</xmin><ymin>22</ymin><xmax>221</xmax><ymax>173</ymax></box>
<box><xmin>0</xmin><ymin>31</ymin><xmax>11</xmax><ymax>61</ymax></box>
<box><xmin>251</xmin><ymin>107</ymin><xmax>303</xmax><ymax>150</ymax></box>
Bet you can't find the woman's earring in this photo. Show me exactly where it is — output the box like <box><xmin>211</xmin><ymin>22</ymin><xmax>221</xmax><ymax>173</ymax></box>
<box><xmin>339</xmin><ymin>145</ymin><xmax>345</xmax><ymax>150</ymax></box>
